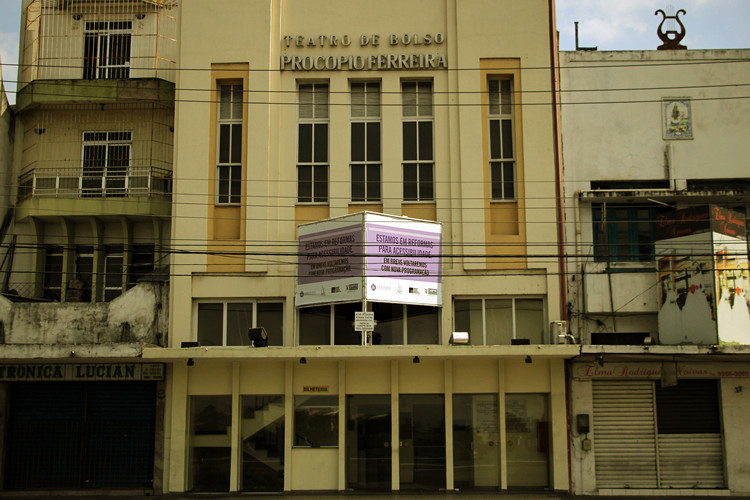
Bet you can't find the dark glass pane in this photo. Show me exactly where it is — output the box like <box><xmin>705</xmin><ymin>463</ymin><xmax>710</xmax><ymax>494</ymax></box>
<box><xmin>503</xmin><ymin>163</ymin><xmax>515</xmax><ymax>199</ymax></box>
<box><xmin>453</xmin><ymin>394</ymin><xmax>500</xmax><ymax>490</ymax></box>
<box><xmin>298</xmin><ymin>124</ymin><xmax>312</xmax><ymax>163</ymax></box>
<box><xmin>399</xmin><ymin>394</ymin><xmax>445</xmax><ymax>490</ymax></box>
<box><xmin>501</xmin><ymin>119</ymin><xmax>513</xmax><ymax>159</ymax></box>
<box><xmin>419</xmin><ymin>164</ymin><xmax>434</xmax><ymax>201</ymax></box>
<box><xmin>241</xmin><ymin>395</ymin><xmax>285</xmax><ymax>492</ymax></box>
<box><xmin>257</xmin><ymin>302</ymin><xmax>284</xmax><ymax>347</ymax></box>
<box><xmin>453</xmin><ymin>299</ymin><xmax>483</xmax><ymax>345</ymax></box>
<box><xmin>231</xmin><ymin>124</ymin><xmax>242</xmax><ymax>163</ymax></box>
<box><xmin>407</xmin><ymin>305</ymin><xmax>438</xmax><ymax>344</ymax></box>
<box><xmin>299</xmin><ymin>305</ymin><xmax>330</xmax><ymax>345</ymax></box>
<box><xmin>367</xmin><ymin>164</ymin><xmax>381</xmax><ymax>201</ymax></box>
<box><xmin>297</xmin><ymin>166</ymin><xmax>312</xmax><ymax>203</ymax></box>
<box><xmin>226</xmin><ymin>303</ymin><xmax>253</xmax><ymax>346</ymax></box>
<box><xmin>294</xmin><ymin>396</ymin><xmax>338</xmax><ymax>447</ymax></box>
<box><xmin>491</xmin><ymin>163</ymin><xmax>502</xmax><ymax>199</ymax></box>
<box><xmin>190</xmin><ymin>396</ymin><xmax>232</xmax><ymax>491</ymax></box>
<box><xmin>351</xmin><ymin>123</ymin><xmax>365</xmax><ymax>162</ymax></box>
<box><xmin>198</xmin><ymin>303</ymin><xmax>224</xmax><ymax>346</ymax></box>
<box><xmin>351</xmin><ymin>165</ymin><xmax>365</xmax><ymax>202</ymax></box>
<box><xmin>84</xmin><ymin>34</ymin><xmax>97</xmax><ymax>79</ymax></box>
<box><xmin>418</xmin><ymin>121</ymin><xmax>433</xmax><ymax>161</ymax></box>
<box><xmin>403</xmin><ymin>122</ymin><xmax>417</xmax><ymax>161</ymax></box>
<box><xmin>489</xmin><ymin>120</ymin><xmax>501</xmax><ymax>159</ymax></box>
<box><xmin>346</xmin><ymin>395</ymin><xmax>391</xmax><ymax>491</ymax></box>
<box><xmin>403</xmin><ymin>164</ymin><xmax>418</xmax><ymax>201</ymax></box>
<box><xmin>371</xmin><ymin>302</ymin><xmax>403</xmax><ymax>345</ymax></box>
<box><xmin>367</xmin><ymin>122</ymin><xmax>381</xmax><ymax>161</ymax></box>
<box><xmin>217</xmin><ymin>166</ymin><xmax>230</xmax><ymax>202</ymax></box>
<box><xmin>334</xmin><ymin>302</ymin><xmax>361</xmax><ymax>345</ymax></box>
<box><xmin>313</xmin><ymin>166</ymin><xmax>328</xmax><ymax>202</ymax></box>
<box><xmin>314</xmin><ymin>124</ymin><xmax>328</xmax><ymax>163</ymax></box>
<box><xmin>219</xmin><ymin>124</ymin><xmax>231</xmax><ymax>164</ymax></box>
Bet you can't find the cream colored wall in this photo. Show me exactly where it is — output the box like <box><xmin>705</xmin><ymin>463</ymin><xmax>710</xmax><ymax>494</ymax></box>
<box><xmin>165</xmin><ymin>356</ymin><xmax>568</xmax><ymax>491</ymax></box>
<box><xmin>721</xmin><ymin>377</ymin><xmax>750</xmax><ymax>494</ymax></box>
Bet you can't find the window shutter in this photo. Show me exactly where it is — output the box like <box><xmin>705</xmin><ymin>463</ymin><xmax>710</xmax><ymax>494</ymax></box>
<box><xmin>366</xmin><ymin>83</ymin><xmax>381</xmax><ymax>117</ymax></box>
<box><xmin>351</xmin><ymin>83</ymin><xmax>365</xmax><ymax>118</ymax></box>
<box><xmin>313</xmin><ymin>84</ymin><xmax>329</xmax><ymax>119</ymax></box>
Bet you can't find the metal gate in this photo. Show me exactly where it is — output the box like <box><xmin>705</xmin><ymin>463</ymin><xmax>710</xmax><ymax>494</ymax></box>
<box><xmin>592</xmin><ymin>379</ymin><xmax>724</xmax><ymax>490</ymax></box>
<box><xmin>6</xmin><ymin>381</ymin><xmax>156</xmax><ymax>490</ymax></box>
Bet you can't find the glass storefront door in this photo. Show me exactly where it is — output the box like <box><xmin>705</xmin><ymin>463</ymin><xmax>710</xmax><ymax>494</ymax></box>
<box><xmin>505</xmin><ymin>394</ymin><xmax>549</xmax><ymax>488</ymax></box>
<box><xmin>399</xmin><ymin>394</ymin><xmax>445</xmax><ymax>490</ymax></box>
<box><xmin>453</xmin><ymin>394</ymin><xmax>500</xmax><ymax>490</ymax></box>
<box><xmin>241</xmin><ymin>395</ymin><xmax>284</xmax><ymax>492</ymax></box>
<box><xmin>346</xmin><ymin>395</ymin><xmax>391</xmax><ymax>490</ymax></box>
<box><xmin>188</xmin><ymin>395</ymin><xmax>232</xmax><ymax>492</ymax></box>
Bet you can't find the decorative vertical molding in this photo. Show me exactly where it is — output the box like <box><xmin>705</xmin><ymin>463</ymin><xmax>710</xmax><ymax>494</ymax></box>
<box><xmin>229</xmin><ymin>362</ymin><xmax>240</xmax><ymax>491</ymax></box>
<box><xmin>498</xmin><ymin>358</ymin><xmax>507</xmax><ymax>489</ymax></box>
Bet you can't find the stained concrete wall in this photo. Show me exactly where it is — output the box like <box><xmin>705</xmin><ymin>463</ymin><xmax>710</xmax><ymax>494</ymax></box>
<box><xmin>1</xmin><ymin>280</ymin><xmax>167</xmax><ymax>346</ymax></box>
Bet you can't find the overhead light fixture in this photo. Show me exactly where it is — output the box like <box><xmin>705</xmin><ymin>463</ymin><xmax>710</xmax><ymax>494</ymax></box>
<box><xmin>525</xmin><ymin>355</ymin><xmax>532</xmax><ymax>364</ymax></box>
<box><xmin>299</xmin><ymin>357</ymin><xmax>307</xmax><ymax>364</ymax></box>
<box><xmin>135</xmin><ymin>13</ymin><xmax>146</xmax><ymax>20</ymax></box>
<box><xmin>187</xmin><ymin>358</ymin><xmax>194</xmax><ymax>366</ymax></box>
<box><xmin>413</xmin><ymin>356</ymin><xmax>420</xmax><ymax>364</ymax></box>
<box><xmin>596</xmin><ymin>356</ymin><xmax>604</xmax><ymax>367</ymax></box>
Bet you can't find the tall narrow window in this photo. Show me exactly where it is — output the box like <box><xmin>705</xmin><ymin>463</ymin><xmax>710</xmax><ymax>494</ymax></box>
<box><xmin>82</xmin><ymin>131</ymin><xmax>131</xmax><ymax>198</ymax></box>
<box><xmin>488</xmin><ymin>78</ymin><xmax>516</xmax><ymax>200</ymax></box>
<box><xmin>351</xmin><ymin>82</ymin><xmax>381</xmax><ymax>202</ymax></box>
<box><xmin>402</xmin><ymin>81</ymin><xmax>434</xmax><ymax>201</ymax></box>
<box><xmin>216</xmin><ymin>83</ymin><xmax>243</xmax><ymax>205</ymax></box>
<box><xmin>43</xmin><ymin>245</ymin><xmax>64</xmax><ymax>301</ymax></box>
<box><xmin>104</xmin><ymin>244</ymin><xmax>124</xmax><ymax>302</ymax></box>
<box><xmin>84</xmin><ymin>21</ymin><xmax>132</xmax><ymax>79</ymax></box>
<box><xmin>298</xmin><ymin>83</ymin><xmax>329</xmax><ymax>203</ymax></box>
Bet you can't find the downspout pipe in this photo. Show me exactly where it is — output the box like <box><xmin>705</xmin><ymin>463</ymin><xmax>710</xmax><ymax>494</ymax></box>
<box><xmin>548</xmin><ymin>0</ymin><xmax>573</xmax><ymax>495</ymax></box>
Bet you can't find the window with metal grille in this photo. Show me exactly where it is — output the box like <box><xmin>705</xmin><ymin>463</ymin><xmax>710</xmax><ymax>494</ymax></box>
<box><xmin>43</xmin><ymin>245</ymin><xmax>64</xmax><ymax>301</ymax></box>
<box><xmin>298</xmin><ymin>83</ymin><xmax>329</xmax><ymax>203</ymax></box>
<box><xmin>216</xmin><ymin>83</ymin><xmax>243</xmax><ymax>205</ymax></box>
<box><xmin>351</xmin><ymin>82</ymin><xmax>381</xmax><ymax>202</ymax></box>
<box><xmin>82</xmin><ymin>131</ymin><xmax>131</xmax><ymax>198</ymax></box>
<box><xmin>488</xmin><ymin>77</ymin><xmax>515</xmax><ymax>200</ymax></box>
<box><xmin>84</xmin><ymin>21</ymin><xmax>132</xmax><ymax>79</ymax></box>
<box><xmin>402</xmin><ymin>81</ymin><xmax>434</xmax><ymax>201</ymax></box>
<box><xmin>104</xmin><ymin>245</ymin><xmax>124</xmax><ymax>302</ymax></box>
<box><xmin>128</xmin><ymin>244</ymin><xmax>155</xmax><ymax>289</ymax></box>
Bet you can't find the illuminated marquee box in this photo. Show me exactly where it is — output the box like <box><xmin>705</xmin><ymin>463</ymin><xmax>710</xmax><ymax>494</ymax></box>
<box><xmin>296</xmin><ymin>212</ymin><xmax>442</xmax><ymax>307</ymax></box>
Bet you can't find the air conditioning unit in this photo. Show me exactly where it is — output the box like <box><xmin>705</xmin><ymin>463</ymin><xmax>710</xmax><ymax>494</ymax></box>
<box><xmin>551</xmin><ymin>320</ymin><xmax>571</xmax><ymax>344</ymax></box>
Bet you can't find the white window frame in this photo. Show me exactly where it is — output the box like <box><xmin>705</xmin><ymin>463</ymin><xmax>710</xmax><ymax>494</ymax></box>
<box><xmin>488</xmin><ymin>77</ymin><xmax>516</xmax><ymax>201</ymax></box>
<box><xmin>350</xmin><ymin>81</ymin><xmax>382</xmax><ymax>203</ymax></box>
<box><xmin>194</xmin><ymin>299</ymin><xmax>285</xmax><ymax>346</ymax></box>
<box><xmin>81</xmin><ymin>131</ymin><xmax>132</xmax><ymax>197</ymax></box>
<box><xmin>297</xmin><ymin>82</ymin><xmax>329</xmax><ymax>203</ymax></box>
<box><xmin>84</xmin><ymin>20</ymin><xmax>132</xmax><ymax>79</ymax></box>
<box><xmin>453</xmin><ymin>296</ymin><xmax>547</xmax><ymax>345</ymax></box>
<box><xmin>401</xmin><ymin>80</ymin><xmax>435</xmax><ymax>202</ymax></box>
<box><xmin>216</xmin><ymin>82</ymin><xmax>243</xmax><ymax>205</ymax></box>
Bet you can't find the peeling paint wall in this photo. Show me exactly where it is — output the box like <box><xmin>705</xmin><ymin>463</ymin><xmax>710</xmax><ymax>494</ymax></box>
<box><xmin>5</xmin><ymin>281</ymin><xmax>167</xmax><ymax>345</ymax></box>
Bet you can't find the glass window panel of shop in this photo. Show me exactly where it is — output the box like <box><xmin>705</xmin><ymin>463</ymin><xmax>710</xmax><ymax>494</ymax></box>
<box><xmin>402</xmin><ymin>80</ymin><xmax>434</xmax><ymax>201</ymax></box>
<box><xmin>188</xmin><ymin>396</ymin><xmax>232</xmax><ymax>492</ymax></box>
<box><xmin>399</xmin><ymin>394</ymin><xmax>445</xmax><ymax>491</ymax></box>
<box><xmin>351</xmin><ymin>81</ymin><xmax>382</xmax><ymax>202</ymax></box>
<box><xmin>505</xmin><ymin>394</ymin><xmax>550</xmax><ymax>488</ymax></box>
<box><xmin>346</xmin><ymin>395</ymin><xmax>391</xmax><ymax>490</ymax></box>
<box><xmin>454</xmin><ymin>297</ymin><xmax>545</xmax><ymax>345</ymax></box>
<box><xmin>453</xmin><ymin>394</ymin><xmax>500</xmax><ymax>490</ymax></box>
<box><xmin>298</xmin><ymin>303</ymin><xmax>438</xmax><ymax>345</ymax></box>
<box><xmin>241</xmin><ymin>395</ymin><xmax>285</xmax><ymax>492</ymax></box>
<box><xmin>298</xmin><ymin>82</ymin><xmax>329</xmax><ymax>203</ymax></box>
<box><xmin>196</xmin><ymin>300</ymin><xmax>284</xmax><ymax>346</ymax></box>
<box><xmin>294</xmin><ymin>395</ymin><xmax>338</xmax><ymax>448</ymax></box>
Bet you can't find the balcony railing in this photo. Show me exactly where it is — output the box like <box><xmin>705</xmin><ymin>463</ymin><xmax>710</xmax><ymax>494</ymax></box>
<box><xmin>18</xmin><ymin>166</ymin><xmax>172</xmax><ymax>202</ymax></box>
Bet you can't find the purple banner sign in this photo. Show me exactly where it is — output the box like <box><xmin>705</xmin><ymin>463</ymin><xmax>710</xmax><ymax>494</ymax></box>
<box><xmin>365</xmin><ymin>223</ymin><xmax>441</xmax><ymax>283</ymax></box>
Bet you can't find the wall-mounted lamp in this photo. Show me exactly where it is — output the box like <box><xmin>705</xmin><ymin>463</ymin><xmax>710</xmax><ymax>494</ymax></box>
<box><xmin>135</xmin><ymin>13</ymin><xmax>146</xmax><ymax>20</ymax></box>
<box><xmin>187</xmin><ymin>358</ymin><xmax>194</xmax><ymax>366</ymax></box>
<box><xmin>525</xmin><ymin>355</ymin><xmax>532</xmax><ymax>364</ymax></box>
<box><xmin>70</xmin><ymin>350</ymin><xmax>76</xmax><ymax>358</ymax></box>
<box><xmin>413</xmin><ymin>356</ymin><xmax>420</xmax><ymax>364</ymax></box>
<box><xmin>72</xmin><ymin>14</ymin><xmax>82</xmax><ymax>21</ymax></box>
<box><xmin>34</xmin><ymin>127</ymin><xmax>45</xmax><ymax>135</ymax></box>
<box><xmin>596</xmin><ymin>355</ymin><xmax>604</xmax><ymax>367</ymax></box>
<box><xmin>299</xmin><ymin>357</ymin><xmax>307</xmax><ymax>364</ymax></box>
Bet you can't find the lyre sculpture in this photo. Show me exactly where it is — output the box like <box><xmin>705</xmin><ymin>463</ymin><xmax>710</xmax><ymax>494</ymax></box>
<box><xmin>655</xmin><ymin>9</ymin><xmax>687</xmax><ymax>50</ymax></box>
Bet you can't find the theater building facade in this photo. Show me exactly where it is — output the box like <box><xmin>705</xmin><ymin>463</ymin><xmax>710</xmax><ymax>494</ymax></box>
<box><xmin>146</xmin><ymin>0</ymin><xmax>573</xmax><ymax>493</ymax></box>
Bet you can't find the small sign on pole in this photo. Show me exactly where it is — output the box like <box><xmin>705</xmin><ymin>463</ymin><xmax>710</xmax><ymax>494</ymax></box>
<box><xmin>354</xmin><ymin>311</ymin><xmax>375</xmax><ymax>332</ymax></box>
